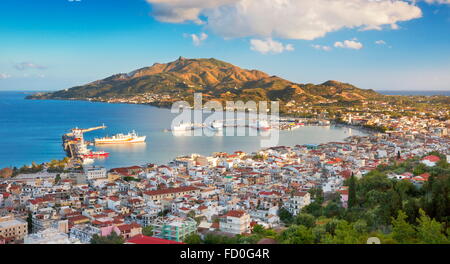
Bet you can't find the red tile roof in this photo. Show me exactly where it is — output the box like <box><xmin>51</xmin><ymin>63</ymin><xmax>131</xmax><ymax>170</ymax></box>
<box><xmin>126</xmin><ymin>235</ymin><xmax>184</xmax><ymax>244</ymax></box>
<box><xmin>224</xmin><ymin>210</ymin><xmax>246</xmax><ymax>218</ymax></box>
<box><xmin>422</xmin><ymin>155</ymin><xmax>440</xmax><ymax>162</ymax></box>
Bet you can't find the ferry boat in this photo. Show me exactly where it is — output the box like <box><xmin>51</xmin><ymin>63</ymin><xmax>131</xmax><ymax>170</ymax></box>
<box><xmin>251</xmin><ymin>120</ymin><xmax>271</xmax><ymax>131</ymax></box>
<box><xmin>94</xmin><ymin>131</ymin><xmax>146</xmax><ymax>144</ymax></box>
<box><xmin>172</xmin><ymin>122</ymin><xmax>193</xmax><ymax>131</ymax></box>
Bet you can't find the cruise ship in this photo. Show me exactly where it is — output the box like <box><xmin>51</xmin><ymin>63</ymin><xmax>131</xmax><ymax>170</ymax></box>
<box><xmin>94</xmin><ymin>131</ymin><xmax>146</xmax><ymax>144</ymax></box>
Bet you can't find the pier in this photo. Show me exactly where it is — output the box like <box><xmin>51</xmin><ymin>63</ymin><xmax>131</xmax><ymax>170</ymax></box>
<box><xmin>62</xmin><ymin>125</ymin><xmax>107</xmax><ymax>163</ymax></box>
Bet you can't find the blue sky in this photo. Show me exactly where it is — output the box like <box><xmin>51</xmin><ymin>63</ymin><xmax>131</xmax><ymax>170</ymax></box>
<box><xmin>0</xmin><ymin>0</ymin><xmax>449</xmax><ymax>91</ymax></box>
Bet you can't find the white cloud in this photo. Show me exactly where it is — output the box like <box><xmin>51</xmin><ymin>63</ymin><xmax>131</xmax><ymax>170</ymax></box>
<box><xmin>334</xmin><ymin>40</ymin><xmax>363</xmax><ymax>50</ymax></box>
<box><xmin>375</xmin><ymin>40</ymin><xmax>386</xmax><ymax>45</ymax></box>
<box><xmin>186</xmin><ymin>32</ymin><xmax>208</xmax><ymax>46</ymax></box>
<box><xmin>312</xmin><ymin>44</ymin><xmax>332</xmax><ymax>51</ymax></box>
<box><xmin>15</xmin><ymin>62</ymin><xmax>47</xmax><ymax>71</ymax></box>
<box><xmin>0</xmin><ymin>73</ymin><xmax>11</xmax><ymax>79</ymax></box>
<box><xmin>146</xmin><ymin>0</ymin><xmax>422</xmax><ymax>40</ymax></box>
<box><xmin>250</xmin><ymin>38</ymin><xmax>294</xmax><ymax>54</ymax></box>
<box><xmin>146</xmin><ymin>0</ymin><xmax>238</xmax><ymax>24</ymax></box>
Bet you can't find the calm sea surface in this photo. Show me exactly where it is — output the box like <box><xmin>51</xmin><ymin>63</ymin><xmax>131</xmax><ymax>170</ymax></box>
<box><xmin>0</xmin><ymin>91</ymin><xmax>367</xmax><ymax>168</ymax></box>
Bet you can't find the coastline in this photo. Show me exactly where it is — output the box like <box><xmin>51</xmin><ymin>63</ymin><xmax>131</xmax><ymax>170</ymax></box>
<box><xmin>14</xmin><ymin>95</ymin><xmax>372</xmax><ymax>170</ymax></box>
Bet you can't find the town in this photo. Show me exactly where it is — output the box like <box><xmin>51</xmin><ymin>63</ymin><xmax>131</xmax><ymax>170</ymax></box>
<box><xmin>1</xmin><ymin>103</ymin><xmax>449</xmax><ymax>244</ymax></box>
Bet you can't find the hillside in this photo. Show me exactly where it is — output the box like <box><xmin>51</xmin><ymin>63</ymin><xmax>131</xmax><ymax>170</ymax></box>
<box><xmin>27</xmin><ymin>57</ymin><xmax>382</xmax><ymax>106</ymax></box>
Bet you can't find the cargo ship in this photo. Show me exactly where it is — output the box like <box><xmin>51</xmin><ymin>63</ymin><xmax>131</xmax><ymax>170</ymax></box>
<box><xmin>94</xmin><ymin>130</ymin><xmax>146</xmax><ymax>144</ymax></box>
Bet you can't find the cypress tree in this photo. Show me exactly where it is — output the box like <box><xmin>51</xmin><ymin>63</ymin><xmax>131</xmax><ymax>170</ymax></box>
<box><xmin>348</xmin><ymin>172</ymin><xmax>357</xmax><ymax>208</ymax></box>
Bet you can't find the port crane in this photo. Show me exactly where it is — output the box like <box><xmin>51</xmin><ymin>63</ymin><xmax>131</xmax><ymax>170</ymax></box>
<box><xmin>70</xmin><ymin>124</ymin><xmax>107</xmax><ymax>140</ymax></box>
<box><xmin>62</xmin><ymin>124</ymin><xmax>107</xmax><ymax>159</ymax></box>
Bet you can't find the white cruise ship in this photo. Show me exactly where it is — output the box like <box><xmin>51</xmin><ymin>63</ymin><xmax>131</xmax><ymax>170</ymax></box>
<box><xmin>94</xmin><ymin>130</ymin><xmax>146</xmax><ymax>144</ymax></box>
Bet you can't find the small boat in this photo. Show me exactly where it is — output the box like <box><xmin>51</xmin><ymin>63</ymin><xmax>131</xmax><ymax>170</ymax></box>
<box><xmin>207</xmin><ymin>120</ymin><xmax>223</xmax><ymax>131</ymax></box>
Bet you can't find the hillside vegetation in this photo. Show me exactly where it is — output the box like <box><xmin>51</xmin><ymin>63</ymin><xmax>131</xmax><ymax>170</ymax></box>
<box><xmin>28</xmin><ymin>57</ymin><xmax>383</xmax><ymax>106</ymax></box>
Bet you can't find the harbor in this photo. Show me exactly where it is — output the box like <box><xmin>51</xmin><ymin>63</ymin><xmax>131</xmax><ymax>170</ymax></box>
<box><xmin>62</xmin><ymin>125</ymin><xmax>146</xmax><ymax>165</ymax></box>
<box><xmin>167</xmin><ymin>117</ymin><xmax>331</xmax><ymax>132</ymax></box>
<box><xmin>62</xmin><ymin>125</ymin><xmax>108</xmax><ymax>165</ymax></box>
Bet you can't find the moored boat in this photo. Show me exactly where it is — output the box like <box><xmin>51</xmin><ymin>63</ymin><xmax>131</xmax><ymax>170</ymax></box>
<box><xmin>95</xmin><ymin>130</ymin><xmax>146</xmax><ymax>144</ymax></box>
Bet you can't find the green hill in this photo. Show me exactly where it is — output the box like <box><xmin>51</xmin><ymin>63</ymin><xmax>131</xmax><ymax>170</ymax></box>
<box><xmin>27</xmin><ymin>57</ymin><xmax>383</xmax><ymax>105</ymax></box>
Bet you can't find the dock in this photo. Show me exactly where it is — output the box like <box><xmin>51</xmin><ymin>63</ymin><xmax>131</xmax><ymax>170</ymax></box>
<box><xmin>62</xmin><ymin>125</ymin><xmax>107</xmax><ymax>162</ymax></box>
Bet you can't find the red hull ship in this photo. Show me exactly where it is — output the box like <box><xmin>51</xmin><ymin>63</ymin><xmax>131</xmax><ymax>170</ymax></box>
<box><xmin>80</xmin><ymin>151</ymin><xmax>109</xmax><ymax>159</ymax></box>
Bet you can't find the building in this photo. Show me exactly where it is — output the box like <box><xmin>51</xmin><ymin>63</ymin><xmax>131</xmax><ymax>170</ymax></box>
<box><xmin>285</xmin><ymin>192</ymin><xmax>311</xmax><ymax>216</ymax></box>
<box><xmin>421</xmin><ymin>155</ymin><xmax>440</xmax><ymax>167</ymax></box>
<box><xmin>143</xmin><ymin>186</ymin><xmax>200</xmax><ymax>202</ymax></box>
<box><xmin>69</xmin><ymin>224</ymin><xmax>101</xmax><ymax>244</ymax></box>
<box><xmin>117</xmin><ymin>223</ymin><xmax>142</xmax><ymax>240</ymax></box>
<box><xmin>0</xmin><ymin>215</ymin><xmax>28</xmax><ymax>244</ymax></box>
<box><xmin>84</xmin><ymin>166</ymin><xmax>107</xmax><ymax>180</ymax></box>
<box><xmin>151</xmin><ymin>217</ymin><xmax>197</xmax><ymax>242</ymax></box>
<box><xmin>24</xmin><ymin>228</ymin><xmax>80</xmax><ymax>244</ymax></box>
<box><xmin>219</xmin><ymin>210</ymin><xmax>251</xmax><ymax>235</ymax></box>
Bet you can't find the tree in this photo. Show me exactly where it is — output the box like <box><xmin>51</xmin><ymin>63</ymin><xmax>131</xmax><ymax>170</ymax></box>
<box><xmin>323</xmin><ymin>202</ymin><xmax>343</xmax><ymax>218</ymax></box>
<box><xmin>303</xmin><ymin>202</ymin><xmax>323</xmax><ymax>218</ymax></box>
<box><xmin>90</xmin><ymin>232</ymin><xmax>125</xmax><ymax>244</ymax></box>
<box><xmin>142</xmin><ymin>226</ymin><xmax>153</xmax><ymax>236</ymax></box>
<box><xmin>294</xmin><ymin>213</ymin><xmax>316</xmax><ymax>228</ymax></box>
<box><xmin>187</xmin><ymin>210</ymin><xmax>196</xmax><ymax>219</ymax></box>
<box><xmin>278</xmin><ymin>207</ymin><xmax>293</xmax><ymax>225</ymax></box>
<box><xmin>413</xmin><ymin>163</ymin><xmax>427</xmax><ymax>176</ymax></box>
<box><xmin>279</xmin><ymin>225</ymin><xmax>315</xmax><ymax>244</ymax></box>
<box><xmin>353</xmin><ymin>220</ymin><xmax>368</xmax><ymax>234</ymax></box>
<box><xmin>348</xmin><ymin>173</ymin><xmax>357</xmax><ymax>208</ymax></box>
<box><xmin>54</xmin><ymin>174</ymin><xmax>61</xmax><ymax>184</ymax></box>
<box><xmin>391</xmin><ymin>210</ymin><xmax>416</xmax><ymax>243</ymax></box>
<box><xmin>416</xmin><ymin>209</ymin><xmax>448</xmax><ymax>244</ymax></box>
<box><xmin>252</xmin><ymin>224</ymin><xmax>265</xmax><ymax>234</ymax></box>
<box><xmin>327</xmin><ymin>220</ymin><xmax>361</xmax><ymax>244</ymax></box>
<box><xmin>184</xmin><ymin>234</ymin><xmax>202</xmax><ymax>244</ymax></box>
<box><xmin>26</xmin><ymin>212</ymin><xmax>33</xmax><ymax>233</ymax></box>
<box><xmin>308</xmin><ymin>187</ymin><xmax>324</xmax><ymax>204</ymax></box>
<box><xmin>203</xmin><ymin>234</ymin><xmax>238</xmax><ymax>244</ymax></box>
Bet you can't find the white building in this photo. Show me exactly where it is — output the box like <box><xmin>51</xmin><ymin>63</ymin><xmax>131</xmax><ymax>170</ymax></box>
<box><xmin>219</xmin><ymin>210</ymin><xmax>250</xmax><ymax>235</ymax></box>
<box><xmin>285</xmin><ymin>192</ymin><xmax>311</xmax><ymax>216</ymax></box>
<box><xmin>69</xmin><ymin>224</ymin><xmax>101</xmax><ymax>244</ymax></box>
<box><xmin>25</xmin><ymin>228</ymin><xmax>80</xmax><ymax>244</ymax></box>
<box><xmin>84</xmin><ymin>166</ymin><xmax>107</xmax><ymax>181</ymax></box>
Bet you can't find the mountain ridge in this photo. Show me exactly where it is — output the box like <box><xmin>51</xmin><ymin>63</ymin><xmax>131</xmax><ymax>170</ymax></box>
<box><xmin>27</xmin><ymin>57</ymin><xmax>383</xmax><ymax>107</ymax></box>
